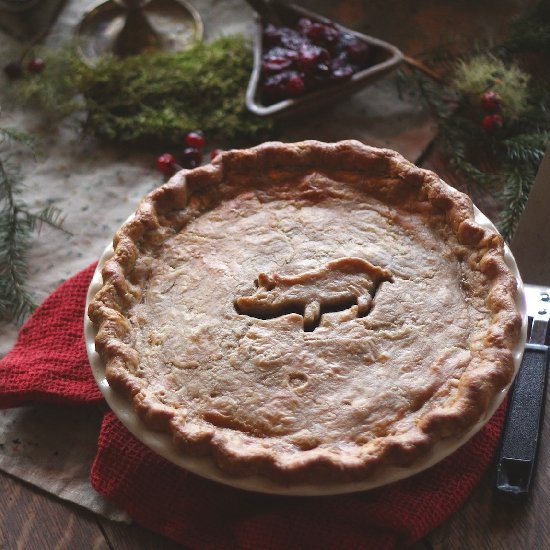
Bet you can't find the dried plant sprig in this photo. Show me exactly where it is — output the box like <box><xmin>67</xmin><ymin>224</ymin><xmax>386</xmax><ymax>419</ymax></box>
<box><xmin>451</xmin><ymin>55</ymin><xmax>530</xmax><ymax>121</ymax></box>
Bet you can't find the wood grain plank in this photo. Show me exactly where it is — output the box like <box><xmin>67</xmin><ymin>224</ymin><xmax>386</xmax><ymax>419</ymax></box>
<box><xmin>98</xmin><ymin>518</ymin><xmax>185</xmax><ymax>550</ymax></box>
<box><xmin>0</xmin><ymin>472</ymin><xmax>108</xmax><ymax>550</ymax></box>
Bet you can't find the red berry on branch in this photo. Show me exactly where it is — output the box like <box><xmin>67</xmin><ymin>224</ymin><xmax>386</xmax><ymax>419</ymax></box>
<box><xmin>482</xmin><ymin>114</ymin><xmax>504</xmax><ymax>134</ymax></box>
<box><xmin>27</xmin><ymin>57</ymin><xmax>45</xmax><ymax>74</ymax></box>
<box><xmin>3</xmin><ymin>61</ymin><xmax>23</xmax><ymax>79</ymax></box>
<box><xmin>181</xmin><ymin>147</ymin><xmax>202</xmax><ymax>169</ymax></box>
<box><xmin>156</xmin><ymin>153</ymin><xmax>177</xmax><ymax>175</ymax></box>
<box><xmin>480</xmin><ymin>91</ymin><xmax>502</xmax><ymax>113</ymax></box>
<box><xmin>185</xmin><ymin>130</ymin><xmax>206</xmax><ymax>149</ymax></box>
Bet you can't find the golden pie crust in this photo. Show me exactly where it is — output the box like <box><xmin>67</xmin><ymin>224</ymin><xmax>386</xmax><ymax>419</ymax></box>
<box><xmin>88</xmin><ymin>140</ymin><xmax>521</xmax><ymax>483</ymax></box>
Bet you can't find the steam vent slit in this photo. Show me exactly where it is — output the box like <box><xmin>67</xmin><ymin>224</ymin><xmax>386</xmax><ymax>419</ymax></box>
<box><xmin>234</xmin><ymin>257</ymin><xmax>393</xmax><ymax>331</ymax></box>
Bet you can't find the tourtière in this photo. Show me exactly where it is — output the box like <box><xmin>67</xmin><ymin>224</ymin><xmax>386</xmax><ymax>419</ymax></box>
<box><xmin>88</xmin><ymin>140</ymin><xmax>522</xmax><ymax>485</ymax></box>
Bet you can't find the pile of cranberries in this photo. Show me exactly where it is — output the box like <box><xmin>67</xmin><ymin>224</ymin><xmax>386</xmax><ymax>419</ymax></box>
<box><xmin>156</xmin><ymin>130</ymin><xmax>223</xmax><ymax>177</ymax></box>
<box><xmin>260</xmin><ymin>18</ymin><xmax>373</xmax><ymax>104</ymax></box>
<box><xmin>480</xmin><ymin>91</ymin><xmax>504</xmax><ymax>134</ymax></box>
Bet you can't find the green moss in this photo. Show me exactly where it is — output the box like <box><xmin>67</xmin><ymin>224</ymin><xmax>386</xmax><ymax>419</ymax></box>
<box><xmin>8</xmin><ymin>36</ymin><xmax>273</xmax><ymax>147</ymax></box>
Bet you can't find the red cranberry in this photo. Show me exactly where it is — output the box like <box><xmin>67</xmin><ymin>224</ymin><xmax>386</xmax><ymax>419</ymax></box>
<box><xmin>210</xmin><ymin>149</ymin><xmax>223</xmax><ymax>161</ymax></box>
<box><xmin>185</xmin><ymin>130</ymin><xmax>206</xmax><ymax>149</ymax></box>
<box><xmin>263</xmin><ymin>71</ymin><xmax>299</xmax><ymax>101</ymax></box>
<box><xmin>27</xmin><ymin>57</ymin><xmax>45</xmax><ymax>74</ymax></box>
<box><xmin>346</xmin><ymin>40</ymin><xmax>370</xmax><ymax>65</ymax></box>
<box><xmin>3</xmin><ymin>61</ymin><xmax>23</xmax><ymax>79</ymax></box>
<box><xmin>262</xmin><ymin>72</ymin><xmax>288</xmax><ymax>102</ymax></box>
<box><xmin>181</xmin><ymin>147</ymin><xmax>203</xmax><ymax>169</ymax></box>
<box><xmin>261</xmin><ymin>55</ymin><xmax>294</xmax><ymax>74</ymax></box>
<box><xmin>280</xmin><ymin>28</ymin><xmax>307</xmax><ymax>51</ymax></box>
<box><xmin>336</xmin><ymin>32</ymin><xmax>356</xmax><ymax>50</ymax></box>
<box><xmin>156</xmin><ymin>153</ymin><xmax>177</xmax><ymax>176</ymax></box>
<box><xmin>482</xmin><ymin>114</ymin><xmax>504</xmax><ymax>133</ymax></box>
<box><xmin>331</xmin><ymin>62</ymin><xmax>354</xmax><ymax>81</ymax></box>
<box><xmin>303</xmin><ymin>62</ymin><xmax>331</xmax><ymax>88</ymax></box>
<box><xmin>297</xmin><ymin>18</ymin><xmax>312</xmax><ymax>34</ymax></box>
<box><xmin>261</xmin><ymin>47</ymin><xmax>298</xmax><ymax>74</ymax></box>
<box><xmin>305</xmin><ymin>22</ymin><xmax>325</xmax><ymax>41</ymax></box>
<box><xmin>481</xmin><ymin>91</ymin><xmax>502</xmax><ymax>113</ymax></box>
<box><xmin>283</xmin><ymin>73</ymin><xmax>306</xmax><ymax>97</ymax></box>
<box><xmin>297</xmin><ymin>44</ymin><xmax>330</xmax><ymax>73</ymax></box>
<box><xmin>322</xmin><ymin>23</ymin><xmax>340</xmax><ymax>48</ymax></box>
<box><xmin>262</xmin><ymin>71</ymin><xmax>305</xmax><ymax>103</ymax></box>
<box><xmin>263</xmin><ymin>24</ymin><xmax>282</xmax><ymax>47</ymax></box>
<box><xmin>259</xmin><ymin>17</ymin><xmax>370</xmax><ymax>104</ymax></box>
<box><xmin>306</xmin><ymin>22</ymin><xmax>340</xmax><ymax>48</ymax></box>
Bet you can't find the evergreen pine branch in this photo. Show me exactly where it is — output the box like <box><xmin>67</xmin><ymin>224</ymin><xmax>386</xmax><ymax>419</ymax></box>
<box><xmin>497</xmin><ymin>164</ymin><xmax>535</xmax><ymax>242</ymax></box>
<box><xmin>501</xmin><ymin>132</ymin><xmax>548</xmax><ymax>166</ymax></box>
<box><xmin>0</xmin><ymin>129</ymin><xmax>68</xmax><ymax>324</ymax></box>
<box><xmin>19</xmin><ymin>205</ymin><xmax>69</xmax><ymax>235</ymax></box>
<box><xmin>0</xmin><ymin>126</ymin><xmax>38</xmax><ymax>148</ymax></box>
<box><xmin>499</xmin><ymin>1</ymin><xmax>550</xmax><ymax>56</ymax></box>
<box><xmin>0</xmin><ymin>158</ymin><xmax>36</xmax><ymax>323</ymax></box>
<box><xmin>438</xmin><ymin>118</ymin><xmax>498</xmax><ymax>188</ymax></box>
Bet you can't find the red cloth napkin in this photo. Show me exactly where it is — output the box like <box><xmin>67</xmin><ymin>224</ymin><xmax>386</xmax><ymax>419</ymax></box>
<box><xmin>0</xmin><ymin>265</ymin><xmax>507</xmax><ymax>549</ymax></box>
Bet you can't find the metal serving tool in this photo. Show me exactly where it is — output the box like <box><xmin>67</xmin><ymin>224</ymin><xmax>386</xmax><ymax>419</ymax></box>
<box><xmin>75</xmin><ymin>0</ymin><xmax>203</xmax><ymax>63</ymax></box>
<box><xmin>495</xmin><ymin>145</ymin><xmax>550</xmax><ymax>497</ymax></box>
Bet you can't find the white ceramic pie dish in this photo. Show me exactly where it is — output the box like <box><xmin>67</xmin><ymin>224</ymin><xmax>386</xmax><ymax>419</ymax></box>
<box><xmin>84</xmin><ymin>198</ymin><xmax>527</xmax><ymax>496</ymax></box>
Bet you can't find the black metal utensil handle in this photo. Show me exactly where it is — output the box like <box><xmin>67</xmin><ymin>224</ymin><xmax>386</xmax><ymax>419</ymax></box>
<box><xmin>495</xmin><ymin>342</ymin><xmax>549</xmax><ymax>497</ymax></box>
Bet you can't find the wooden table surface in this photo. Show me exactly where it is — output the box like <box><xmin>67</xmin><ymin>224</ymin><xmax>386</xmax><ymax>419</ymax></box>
<box><xmin>2</xmin><ymin>433</ymin><xmax>549</xmax><ymax>550</ymax></box>
<box><xmin>1</xmin><ymin>150</ymin><xmax>549</xmax><ymax>550</ymax></box>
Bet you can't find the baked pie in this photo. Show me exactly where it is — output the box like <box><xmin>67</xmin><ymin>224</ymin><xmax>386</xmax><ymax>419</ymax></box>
<box><xmin>88</xmin><ymin>140</ymin><xmax>522</xmax><ymax>483</ymax></box>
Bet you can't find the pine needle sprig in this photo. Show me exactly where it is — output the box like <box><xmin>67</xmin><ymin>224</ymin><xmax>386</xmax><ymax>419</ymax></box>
<box><xmin>502</xmin><ymin>132</ymin><xmax>548</xmax><ymax>166</ymax></box>
<box><xmin>438</xmin><ymin>117</ymin><xmax>498</xmax><ymax>188</ymax></box>
<box><xmin>0</xmin><ymin>126</ymin><xmax>39</xmax><ymax>153</ymax></box>
<box><xmin>0</xmin><ymin>128</ymin><xmax>68</xmax><ymax>324</ymax></box>
<box><xmin>495</xmin><ymin>130</ymin><xmax>548</xmax><ymax>240</ymax></box>
<box><xmin>0</xmin><ymin>158</ymin><xmax>35</xmax><ymax>323</ymax></box>
<box><xmin>497</xmin><ymin>164</ymin><xmax>536</xmax><ymax>242</ymax></box>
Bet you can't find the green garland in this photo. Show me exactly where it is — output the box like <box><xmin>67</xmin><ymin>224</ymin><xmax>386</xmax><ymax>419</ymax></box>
<box><xmin>7</xmin><ymin>35</ymin><xmax>273</xmax><ymax>148</ymax></box>
<box><xmin>0</xmin><ymin>128</ymin><xmax>67</xmax><ymax>323</ymax></box>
